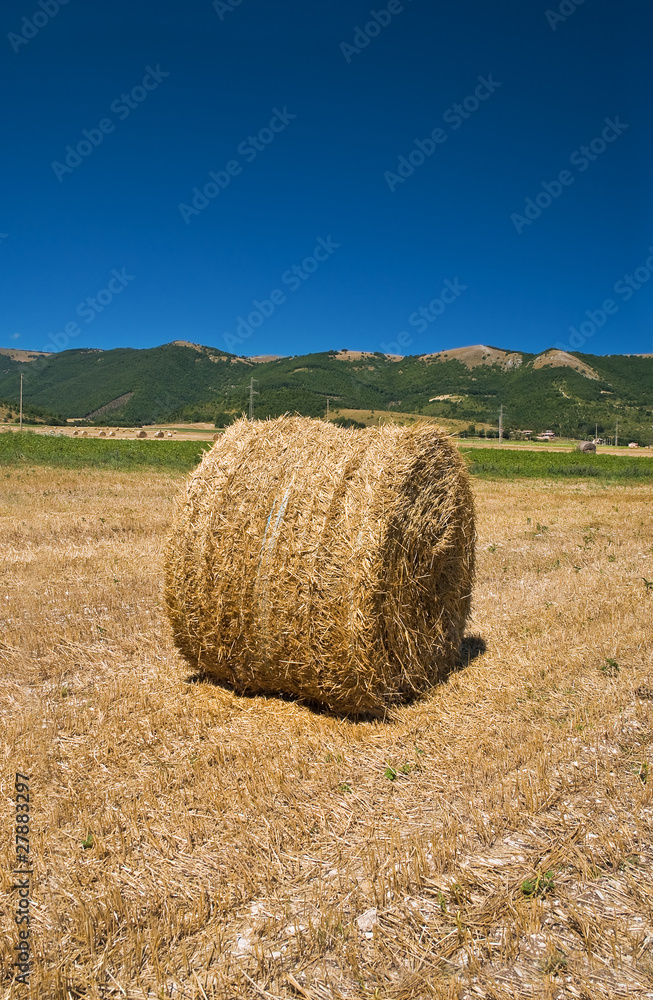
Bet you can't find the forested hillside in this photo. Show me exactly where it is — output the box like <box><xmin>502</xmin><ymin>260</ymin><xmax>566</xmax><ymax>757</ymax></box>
<box><xmin>1</xmin><ymin>342</ymin><xmax>652</xmax><ymax>443</ymax></box>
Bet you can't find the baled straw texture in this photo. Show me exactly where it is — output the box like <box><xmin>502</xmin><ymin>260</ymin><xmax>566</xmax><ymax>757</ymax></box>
<box><xmin>164</xmin><ymin>416</ymin><xmax>475</xmax><ymax>716</ymax></box>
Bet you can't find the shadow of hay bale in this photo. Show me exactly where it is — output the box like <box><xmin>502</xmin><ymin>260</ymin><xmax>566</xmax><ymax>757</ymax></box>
<box><xmin>458</xmin><ymin>634</ymin><xmax>487</xmax><ymax>669</ymax></box>
<box><xmin>183</xmin><ymin>634</ymin><xmax>488</xmax><ymax>722</ymax></box>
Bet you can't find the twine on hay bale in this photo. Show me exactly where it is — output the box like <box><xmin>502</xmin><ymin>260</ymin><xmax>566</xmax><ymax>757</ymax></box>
<box><xmin>164</xmin><ymin>416</ymin><xmax>476</xmax><ymax>717</ymax></box>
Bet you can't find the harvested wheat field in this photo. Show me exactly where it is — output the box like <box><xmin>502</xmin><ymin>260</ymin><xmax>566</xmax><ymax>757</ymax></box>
<box><xmin>1</xmin><ymin>464</ymin><xmax>652</xmax><ymax>999</ymax></box>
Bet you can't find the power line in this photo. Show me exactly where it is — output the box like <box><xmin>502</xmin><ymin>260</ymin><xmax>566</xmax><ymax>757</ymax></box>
<box><xmin>248</xmin><ymin>377</ymin><xmax>258</xmax><ymax>421</ymax></box>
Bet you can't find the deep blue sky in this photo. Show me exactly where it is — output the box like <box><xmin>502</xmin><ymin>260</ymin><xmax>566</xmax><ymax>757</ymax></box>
<box><xmin>1</xmin><ymin>0</ymin><xmax>651</xmax><ymax>359</ymax></box>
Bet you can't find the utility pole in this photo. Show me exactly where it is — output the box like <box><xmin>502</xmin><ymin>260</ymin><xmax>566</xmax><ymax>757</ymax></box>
<box><xmin>498</xmin><ymin>404</ymin><xmax>503</xmax><ymax>444</ymax></box>
<box><xmin>615</xmin><ymin>419</ymin><xmax>619</xmax><ymax>448</ymax></box>
<box><xmin>595</xmin><ymin>422</ymin><xmax>598</xmax><ymax>444</ymax></box>
<box><xmin>326</xmin><ymin>397</ymin><xmax>330</xmax><ymax>421</ymax></box>
<box><xmin>19</xmin><ymin>373</ymin><xmax>23</xmax><ymax>433</ymax></box>
<box><xmin>248</xmin><ymin>377</ymin><xmax>258</xmax><ymax>421</ymax></box>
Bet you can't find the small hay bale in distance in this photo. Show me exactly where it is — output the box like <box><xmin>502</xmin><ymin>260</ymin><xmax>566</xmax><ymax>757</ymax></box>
<box><xmin>154</xmin><ymin>430</ymin><xmax>164</xmax><ymax>439</ymax></box>
<box><xmin>164</xmin><ymin>416</ymin><xmax>476</xmax><ymax>717</ymax></box>
<box><xmin>136</xmin><ymin>429</ymin><xmax>147</xmax><ymax>438</ymax></box>
<box><xmin>576</xmin><ymin>441</ymin><xmax>596</xmax><ymax>453</ymax></box>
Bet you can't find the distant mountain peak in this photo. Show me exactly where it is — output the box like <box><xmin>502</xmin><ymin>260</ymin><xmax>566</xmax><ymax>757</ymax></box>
<box><xmin>0</xmin><ymin>348</ymin><xmax>52</xmax><ymax>362</ymax></box>
<box><xmin>533</xmin><ymin>349</ymin><xmax>600</xmax><ymax>380</ymax></box>
<box><xmin>421</xmin><ymin>345</ymin><xmax>524</xmax><ymax>370</ymax></box>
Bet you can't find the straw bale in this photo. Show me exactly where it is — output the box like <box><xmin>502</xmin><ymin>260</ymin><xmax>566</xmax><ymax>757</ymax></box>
<box><xmin>136</xmin><ymin>430</ymin><xmax>147</xmax><ymax>438</ymax></box>
<box><xmin>154</xmin><ymin>430</ymin><xmax>164</xmax><ymax>438</ymax></box>
<box><xmin>576</xmin><ymin>441</ymin><xmax>596</xmax><ymax>453</ymax></box>
<box><xmin>164</xmin><ymin>416</ymin><xmax>476</xmax><ymax>716</ymax></box>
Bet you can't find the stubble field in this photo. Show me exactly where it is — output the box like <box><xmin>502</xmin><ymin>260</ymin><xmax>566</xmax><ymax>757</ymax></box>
<box><xmin>1</xmin><ymin>465</ymin><xmax>652</xmax><ymax>999</ymax></box>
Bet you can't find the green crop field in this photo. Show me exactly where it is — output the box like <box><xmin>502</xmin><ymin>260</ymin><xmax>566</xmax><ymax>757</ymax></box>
<box><xmin>3</xmin><ymin>433</ymin><xmax>653</xmax><ymax>482</ymax></box>
<box><xmin>0</xmin><ymin>432</ymin><xmax>208</xmax><ymax>472</ymax></box>
<box><xmin>461</xmin><ymin>446</ymin><xmax>653</xmax><ymax>481</ymax></box>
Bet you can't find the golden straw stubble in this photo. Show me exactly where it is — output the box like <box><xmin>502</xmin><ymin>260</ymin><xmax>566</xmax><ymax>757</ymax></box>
<box><xmin>164</xmin><ymin>416</ymin><xmax>476</xmax><ymax>716</ymax></box>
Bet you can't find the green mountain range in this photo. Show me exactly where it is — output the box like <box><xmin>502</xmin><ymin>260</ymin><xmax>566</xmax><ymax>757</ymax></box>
<box><xmin>1</xmin><ymin>341</ymin><xmax>652</xmax><ymax>443</ymax></box>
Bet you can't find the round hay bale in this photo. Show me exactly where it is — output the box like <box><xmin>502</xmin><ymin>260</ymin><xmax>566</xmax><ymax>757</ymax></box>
<box><xmin>167</xmin><ymin>431</ymin><xmax>173</xmax><ymax>438</ymax></box>
<box><xmin>154</xmin><ymin>430</ymin><xmax>164</xmax><ymax>439</ymax></box>
<box><xmin>212</xmin><ymin>432</ymin><xmax>221</xmax><ymax>441</ymax></box>
<box><xmin>108</xmin><ymin>431</ymin><xmax>116</xmax><ymax>437</ymax></box>
<box><xmin>576</xmin><ymin>441</ymin><xmax>596</xmax><ymax>453</ymax></box>
<box><xmin>98</xmin><ymin>430</ymin><xmax>106</xmax><ymax>437</ymax></box>
<box><xmin>136</xmin><ymin>430</ymin><xmax>147</xmax><ymax>438</ymax></box>
<box><xmin>164</xmin><ymin>416</ymin><xmax>476</xmax><ymax>717</ymax></box>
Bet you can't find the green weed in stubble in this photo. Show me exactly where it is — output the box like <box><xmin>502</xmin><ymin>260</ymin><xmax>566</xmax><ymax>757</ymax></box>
<box><xmin>540</xmin><ymin>949</ymin><xmax>568</xmax><ymax>976</ymax></box>
<box><xmin>600</xmin><ymin>658</ymin><xmax>620</xmax><ymax>677</ymax></box>
<box><xmin>521</xmin><ymin>870</ymin><xmax>555</xmax><ymax>898</ymax></box>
